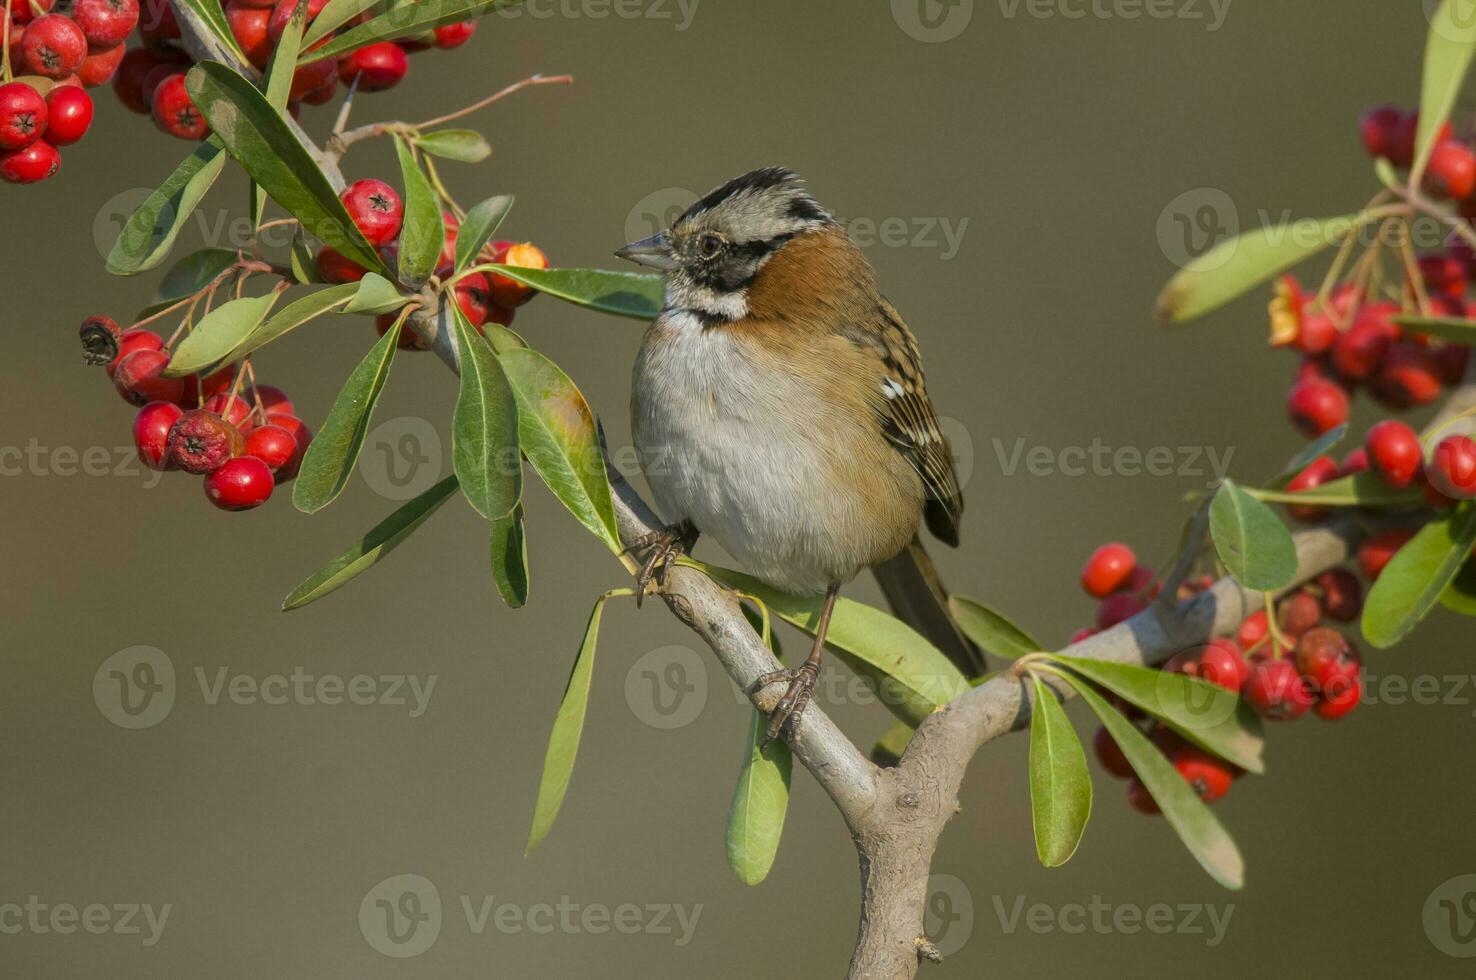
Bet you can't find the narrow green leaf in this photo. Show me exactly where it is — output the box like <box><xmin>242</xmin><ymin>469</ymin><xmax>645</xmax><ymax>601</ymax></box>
<box><xmin>490</xmin><ymin>504</ymin><xmax>529</xmax><ymax>608</ymax></box>
<box><xmin>1441</xmin><ymin>557</ymin><xmax>1476</xmax><ymax>616</ymax></box>
<box><xmin>1210</xmin><ymin>478</ymin><xmax>1297</xmax><ymax>591</ymax></box>
<box><xmin>726</xmin><ymin>707</ymin><xmax>793</xmax><ymax>885</ymax></box>
<box><xmin>302</xmin><ymin>0</ymin><xmax>382</xmax><ymax>46</ymax></box>
<box><xmin>341</xmin><ymin>272</ymin><xmax>411</xmax><ymax>315</ymax></box>
<box><xmin>1393</xmin><ymin>314</ymin><xmax>1476</xmax><ymax>344</ymax></box>
<box><xmin>290</xmin><ymin>229</ymin><xmax>318</xmax><ymax>284</ymax></box>
<box><xmin>1363</xmin><ymin>505</ymin><xmax>1476</xmax><ymax>648</ymax></box>
<box><xmin>163</xmin><ymin>293</ymin><xmax>279</xmax><ymax>376</ymax></box>
<box><xmin>450</xmin><ymin>306</ymin><xmax>521</xmax><ymax>521</ymax></box>
<box><xmin>283</xmin><ymin>475</ymin><xmax>459</xmax><ymax>610</ymax></box>
<box><xmin>498</xmin><ymin>349</ymin><xmax>622</xmax><ymax>552</ymax></box>
<box><xmin>481</xmin><ymin>266</ymin><xmax>664</xmax><ymax>320</ymax></box>
<box><xmin>526</xmin><ymin>589</ymin><xmax>634</xmax><ymax>854</ymax></box>
<box><xmin>1050</xmin><ymin>655</ymin><xmax>1265</xmax><ymax>775</ymax></box>
<box><xmin>1413</xmin><ymin>1</ymin><xmax>1476</xmax><ymax>185</ymax></box>
<box><xmin>1247</xmin><ymin>472</ymin><xmax>1424</xmax><ymax>508</ymax></box>
<box><xmin>186</xmin><ymin>63</ymin><xmax>389</xmax><ymax>276</ymax></box>
<box><xmin>1028</xmin><ymin>676</ymin><xmax>1092</xmax><ymax>868</ymax></box>
<box><xmin>175</xmin><ymin>0</ymin><xmax>250</xmax><ymax>63</ymax></box>
<box><xmin>231</xmin><ymin>283</ymin><xmax>359</xmax><ymax>361</ymax></box>
<box><xmin>1277</xmin><ymin>424</ymin><xmax>1348</xmax><ymax>481</ymax></box>
<box><xmin>143</xmin><ymin>247</ymin><xmax>239</xmax><ymax>314</ymax></box>
<box><xmin>455</xmin><ymin>194</ymin><xmax>514</xmax><ymax>274</ymax></box>
<box><xmin>1053</xmin><ymin>667</ymin><xmax>1244</xmax><ymax>890</ymax></box>
<box><xmin>414</xmin><ymin>129</ymin><xmax>492</xmax><ymax>163</ymax></box>
<box><xmin>391</xmin><ymin>136</ymin><xmax>445</xmax><ymax>288</ymax></box>
<box><xmin>948</xmin><ymin>595</ymin><xmax>1042</xmax><ymax>661</ymax></box>
<box><xmin>106</xmin><ymin>139</ymin><xmax>227</xmax><ymax>275</ymax></box>
<box><xmin>291</xmin><ymin>323</ymin><xmax>401</xmax><ymax>513</ymax></box>
<box><xmin>263</xmin><ymin>0</ymin><xmax>308</xmax><ymax>110</ymax></box>
<box><xmin>304</xmin><ymin>0</ymin><xmax>513</xmax><ymax>62</ymax></box>
<box><xmin>699</xmin><ymin>564</ymin><xmax>972</xmax><ymax>719</ymax></box>
<box><xmin>1155</xmin><ymin>214</ymin><xmax>1363</xmax><ymax>325</ymax></box>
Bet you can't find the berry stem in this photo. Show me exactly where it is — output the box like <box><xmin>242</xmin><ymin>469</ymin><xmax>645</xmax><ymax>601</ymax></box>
<box><xmin>410</xmin><ymin>73</ymin><xmax>573</xmax><ymax>130</ymax></box>
<box><xmin>1395</xmin><ymin>221</ymin><xmax>1434</xmax><ymax>317</ymax></box>
<box><xmin>1</xmin><ymin>0</ymin><xmax>12</xmax><ymax>85</ymax></box>
<box><xmin>1262</xmin><ymin>592</ymin><xmax>1291</xmax><ymax>656</ymax></box>
<box><xmin>420</xmin><ymin>154</ymin><xmax>463</xmax><ymax>220</ymax></box>
<box><xmin>244</xmin><ymin>360</ymin><xmax>266</xmax><ymax>424</ymax></box>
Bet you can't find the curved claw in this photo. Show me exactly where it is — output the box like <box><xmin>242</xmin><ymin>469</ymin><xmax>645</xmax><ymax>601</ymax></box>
<box><xmin>758</xmin><ymin>664</ymin><xmax>819</xmax><ymax>746</ymax></box>
<box><xmin>631</xmin><ymin>521</ymin><xmax>696</xmax><ymax>607</ymax></box>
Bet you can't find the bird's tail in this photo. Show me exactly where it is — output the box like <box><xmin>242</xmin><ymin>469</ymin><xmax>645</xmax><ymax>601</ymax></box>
<box><xmin>871</xmin><ymin>537</ymin><xmax>986</xmax><ymax>679</ymax></box>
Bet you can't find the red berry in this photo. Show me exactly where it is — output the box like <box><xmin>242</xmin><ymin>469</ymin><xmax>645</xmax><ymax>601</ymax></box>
<box><xmin>453</xmin><ymin>272</ymin><xmax>491</xmax><ymax>327</ymax></box>
<box><xmin>432</xmin><ymin>20</ymin><xmax>475</xmax><ymax>48</ymax></box>
<box><xmin>288</xmin><ymin>58</ymin><xmax>336</xmax><ymax>101</ymax></box>
<box><xmin>1316</xmin><ymin>568</ymin><xmax>1363</xmax><ymax>623</ymax></box>
<box><xmin>77</xmin><ymin>43</ymin><xmax>124</xmax><ymax>88</ymax></box>
<box><xmin>1332</xmin><ymin>319</ymin><xmax>1395</xmax><ymax>381</ymax></box>
<box><xmin>1372</xmin><ymin>342</ymin><xmax>1444</xmax><ymax>409</ymax></box>
<box><xmin>151</xmin><ymin>73</ymin><xmax>208</xmax><ymax>140</ymax></box>
<box><xmin>1428</xmin><ymin>434</ymin><xmax>1476</xmax><ymax>499</ymax></box>
<box><xmin>264</xmin><ymin>413</ymin><xmax>312</xmax><ymax>480</ymax></box>
<box><xmin>72</xmin><ymin>0</ymin><xmax>141</xmax><ymax>50</ymax></box>
<box><xmin>1277</xmin><ymin>590</ymin><xmax>1322</xmax><ymax>637</ymax></box>
<box><xmin>1390</xmin><ymin>111</ymin><xmax>1450</xmax><ymax>169</ymax></box>
<box><xmin>341</xmin><ymin>178</ymin><xmax>404</xmax><ymax>247</ymax></box>
<box><xmin>300</xmin><ymin>75</ymin><xmax>338</xmax><ymax>105</ymax></box>
<box><xmin>1360</xmin><ymin>105</ymin><xmax>1403</xmax><ymax>161</ymax></box>
<box><xmin>267</xmin><ymin>0</ymin><xmax>329</xmax><ymax>42</ymax></box>
<box><xmin>1170</xmin><ymin>745</ymin><xmax>1234</xmax><ymax>803</ymax></box>
<box><xmin>203</xmin><ymin>391</ymin><xmax>253</xmax><ymax>431</ymax></box>
<box><xmin>226</xmin><ymin>0</ymin><xmax>273</xmax><ymax>68</ymax></box>
<box><xmin>1284</xmin><ymin>454</ymin><xmax>1339</xmax><ymax>523</ymax></box>
<box><xmin>0</xmin><ymin>138</ymin><xmax>59</xmax><ymax>183</ymax></box>
<box><xmin>244</xmin><ymin>424</ymin><xmax>297</xmax><ymax>471</ymax></box>
<box><xmin>1295</xmin><ymin>311</ymin><xmax>1337</xmax><ymax>355</ymax></box>
<box><xmin>337</xmin><ymin>41</ymin><xmax>408</xmax><ymax>91</ymax></box>
<box><xmin>1096</xmin><ymin>593</ymin><xmax>1147</xmax><ymax>630</ymax></box>
<box><xmin>9</xmin><ymin>0</ymin><xmax>55</xmax><ymax>26</ymax></box>
<box><xmin>486</xmin><ymin>241</ymin><xmax>546</xmax><ymax>307</ymax></box>
<box><xmin>1339</xmin><ymin>447</ymin><xmax>1370</xmax><ymax>477</ymax></box>
<box><xmin>1294</xmin><ymin>627</ymin><xmax>1362</xmax><ymax>694</ymax></box>
<box><xmin>113</xmin><ymin>348</ymin><xmax>184</xmax><ymax>405</ymax></box>
<box><xmin>316</xmin><ymin>246</ymin><xmax>366</xmax><ymax>283</ymax></box>
<box><xmin>1067</xmin><ymin>626</ymin><xmax>1098</xmax><ymax>645</ymax></box>
<box><xmin>0</xmin><ymin>81</ymin><xmax>48</xmax><ymax>150</ymax></box>
<box><xmin>137</xmin><ymin>0</ymin><xmax>180</xmax><ymax>41</ymax></box>
<box><xmin>1080</xmin><ymin>542</ymin><xmax>1136</xmax><ymax>598</ymax></box>
<box><xmin>1287</xmin><ymin>378</ymin><xmax>1348</xmax><ymax>438</ymax></box>
<box><xmin>205</xmin><ymin>456</ymin><xmax>275</xmax><ymax>510</ymax></box>
<box><xmin>1093</xmin><ymin>726</ymin><xmax>1133</xmax><ymax>780</ymax></box>
<box><xmin>1243</xmin><ymin>659</ymin><xmax>1314</xmax><ymax>721</ymax></box>
<box><xmin>1423</xmin><ymin>139</ymin><xmax>1476</xmax><ymax>200</ymax></box>
<box><xmin>1126</xmin><ymin>779</ymin><xmax>1159</xmax><ymax>815</ymax></box>
<box><xmin>1166</xmin><ymin>637</ymin><xmax>1248</xmax><ymax>694</ymax></box>
<box><xmin>1314</xmin><ymin>673</ymin><xmax>1362</xmax><ymax>721</ymax></box>
<box><xmin>1437</xmin><ymin>343</ymin><xmax>1471</xmax><ymax>385</ymax></box>
<box><xmin>44</xmin><ymin>85</ymin><xmax>92</xmax><ymax>145</ymax></box>
<box><xmin>1237</xmin><ymin>610</ymin><xmax>1268</xmax><ymax>652</ymax></box>
<box><xmin>112</xmin><ymin>48</ymin><xmax>163</xmax><ymax>114</ymax></box>
<box><xmin>1358</xmin><ymin>528</ymin><xmax>1415</xmax><ymax>581</ymax></box>
<box><xmin>246</xmin><ymin>384</ymin><xmax>293</xmax><ymax>416</ymax></box>
<box><xmin>167</xmin><ymin>409</ymin><xmax>245</xmax><ymax>474</ymax></box>
<box><xmin>1419</xmin><ymin>252</ymin><xmax>1467</xmax><ymax>298</ymax></box>
<box><xmin>133</xmin><ymin>401</ymin><xmax>183</xmax><ymax>470</ymax></box>
<box><xmin>1366</xmin><ymin>420</ymin><xmax>1424</xmax><ymax>488</ymax></box>
<box><xmin>21</xmin><ymin>15</ymin><xmax>87</xmax><ymax>80</ymax></box>
<box><xmin>106</xmin><ymin>328</ymin><xmax>163</xmax><ymax>377</ymax></box>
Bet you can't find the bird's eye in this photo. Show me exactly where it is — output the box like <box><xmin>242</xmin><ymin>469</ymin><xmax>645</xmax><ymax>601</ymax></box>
<box><xmin>699</xmin><ymin>234</ymin><xmax>724</xmax><ymax>259</ymax></box>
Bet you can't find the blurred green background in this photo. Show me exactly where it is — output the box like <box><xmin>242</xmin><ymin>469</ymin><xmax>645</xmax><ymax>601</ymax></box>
<box><xmin>4</xmin><ymin>0</ymin><xmax>1476</xmax><ymax>976</ymax></box>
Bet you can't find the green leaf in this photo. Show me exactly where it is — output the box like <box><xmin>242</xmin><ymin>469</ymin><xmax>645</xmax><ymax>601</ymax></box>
<box><xmin>1363</xmin><ymin>505</ymin><xmax>1476</xmax><ymax>648</ymax></box>
<box><xmin>948</xmin><ymin>595</ymin><xmax>1042</xmax><ymax>661</ymax></box>
<box><xmin>263</xmin><ymin>0</ymin><xmax>308</xmax><ymax>111</ymax></box>
<box><xmin>1053</xmin><ymin>667</ymin><xmax>1244</xmax><ymax>890</ymax></box>
<box><xmin>106</xmin><ymin>139</ymin><xmax>227</xmax><ymax>276</ymax></box>
<box><xmin>450</xmin><ymin>306</ymin><xmax>521</xmax><ymax>521</ymax></box>
<box><xmin>1413</xmin><ymin>1</ymin><xmax>1476</xmax><ymax>185</ymax></box>
<box><xmin>304</xmin><ymin>0</ymin><xmax>513</xmax><ymax>62</ymax></box>
<box><xmin>282</xmin><ymin>475</ymin><xmax>459</xmax><ymax>610</ymax></box>
<box><xmin>1155</xmin><ymin>214</ymin><xmax>1363</xmax><ymax>325</ymax></box>
<box><xmin>498</xmin><ymin>349</ymin><xmax>622</xmax><ymax>552</ymax></box>
<box><xmin>341</xmin><ymin>272</ymin><xmax>411</xmax><ymax>315</ymax></box>
<box><xmin>1247</xmin><ymin>472</ymin><xmax>1424</xmax><ymax>508</ymax></box>
<box><xmin>291</xmin><ymin>322</ymin><xmax>401</xmax><ymax>513</ymax></box>
<box><xmin>481</xmin><ymin>266</ymin><xmax>664</xmax><ymax>320</ymax></box>
<box><xmin>231</xmin><ymin>283</ymin><xmax>359</xmax><ymax>362</ymax></box>
<box><xmin>186</xmin><ymin>63</ymin><xmax>389</xmax><ymax>276</ymax></box>
<box><xmin>1393</xmin><ymin>314</ymin><xmax>1476</xmax><ymax>344</ymax></box>
<box><xmin>290</xmin><ymin>229</ymin><xmax>319</xmax><ymax>284</ymax></box>
<box><xmin>1277</xmin><ymin>424</ymin><xmax>1348</xmax><ymax>481</ymax></box>
<box><xmin>699</xmin><ymin>565</ymin><xmax>972</xmax><ymax>721</ymax></box>
<box><xmin>414</xmin><ymin>129</ymin><xmax>492</xmax><ymax>163</ymax></box>
<box><xmin>302</xmin><ymin>0</ymin><xmax>382</xmax><ymax>46</ymax></box>
<box><xmin>871</xmin><ymin>720</ymin><xmax>916</xmax><ymax>766</ymax></box>
<box><xmin>143</xmin><ymin>247</ymin><xmax>239</xmax><ymax>315</ymax></box>
<box><xmin>391</xmin><ymin>136</ymin><xmax>445</xmax><ymax>288</ymax></box>
<box><xmin>1441</xmin><ymin>556</ymin><xmax>1476</xmax><ymax>616</ymax></box>
<box><xmin>1028</xmin><ymin>676</ymin><xmax>1092</xmax><ymax>868</ymax></box>
<box><xmin>455</xmin><ymin>194</ymin><xmax>514</xmax><ymax>274</ymax></box>
<box><xmin>1049</xmin><ymin>655</ymin><xmax>1265</xmax><ymax>775</ymax></box>
<box><xmin>1210</xmin><ymin>478</ymin><xmax>1297</xmax><ymax>591</ymax></box>
<box><xmin>726</xmin><ymin>707</ymin><xmax>793</xmax><ymax>885</ymax></box>
<box><xmin>526</xmin><ymin>589</ymin><xmax>634</xmax><ymax>854</ymax></box>
<box><xmin>163</xmin><ymin>292</ymin><xmax>280</xmax><ymax>376</ymax></box>
<box><xmin>176</xmin><ymin>0</ymin><xmax>250</xmax><ymax>63</ymax></box>
<box><xmin>489</xmin><ymin>504</ymin><xmax>529</xmax><ymax>608</ymax></box>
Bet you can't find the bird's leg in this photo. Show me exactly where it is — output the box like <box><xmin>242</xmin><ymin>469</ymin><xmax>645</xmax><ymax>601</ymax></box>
<box><xmin>751</xmin><ymin>583</ymin><xmax>840</xmax><ymax>745</ymax></box>
<box><xmin>624</xmin><ymin>519</ymin><xmax>698</xmax><ymax>607</ymax></box>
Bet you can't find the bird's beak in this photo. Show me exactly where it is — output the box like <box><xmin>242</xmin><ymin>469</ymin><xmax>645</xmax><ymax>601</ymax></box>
<box><xmin>615</xmin><ymin>232</ymin><xmax>680</xmax><ymax>272</ymax></box>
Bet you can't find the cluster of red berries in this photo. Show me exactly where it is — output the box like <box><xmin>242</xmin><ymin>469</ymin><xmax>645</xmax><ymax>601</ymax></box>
<box><xmin>320</xmin><ymin>176</ymin><xmax>549</xmax><ymax>347</ymax></box>
<box><xmin>1074</xmin><ymin>542</ymin><xmax>1368</xmax><ymax>815</ymax></box>
<box><xmin>84</xmin><ymin>315</ymin><xmax>312</xmax><ymax>510</ymax></box>
<box><xmin>1361</xmin><ymin>105</ymin><xmax>1474</xmax><ymax>200</ymax></box>
<box><xmin>0</xmin><ymin>0</ymin><xmax>128</xmax><ymax>182</ymax></box>
<box><xmin>107</xmin><ymin>0</ymin><xmax>477</xmax><ymax>143</ymax></box>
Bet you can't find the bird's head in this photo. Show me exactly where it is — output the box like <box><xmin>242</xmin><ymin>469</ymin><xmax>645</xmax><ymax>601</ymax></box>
<box><xmin>616</xmin><ymin>167</ymin><xmax>834</xmax><ymax>324</ymax></box>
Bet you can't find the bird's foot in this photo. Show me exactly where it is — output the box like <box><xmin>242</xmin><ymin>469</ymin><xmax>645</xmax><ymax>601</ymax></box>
<box><xmin>750</xmin><ymin>661</ymin><xmax>821</xmax><ymax>746</ymax></box>
<box><xmin>624</xmin><ymin>520</ymin><xmax>697</xmax><ymax>607</ymax></box>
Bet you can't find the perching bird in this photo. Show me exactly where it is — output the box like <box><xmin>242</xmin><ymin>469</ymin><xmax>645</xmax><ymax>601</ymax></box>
<box><xmin>617</xmin><ymin>167</ymin><xmax>982</xmax><ymax>742</ymax></box>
